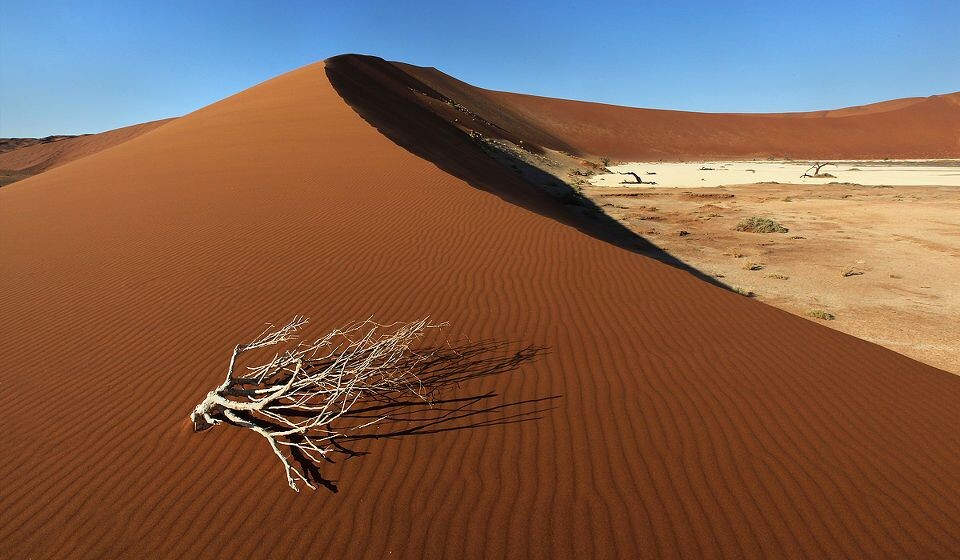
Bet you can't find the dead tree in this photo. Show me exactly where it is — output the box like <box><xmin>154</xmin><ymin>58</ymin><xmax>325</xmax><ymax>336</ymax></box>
<box><xmin>190</xmin><ymin>316</ymin><xmax>442</xmax><ymax>491</ymax></box>
<box><xmin>619</xmin><ymin>171</ymin><xmax>656</xmax><ymax>185</ymax></box>
<box><xmin>801</xmin><ymin>162</ymin><xmax>833</xmax><ymax>178</ymax></box>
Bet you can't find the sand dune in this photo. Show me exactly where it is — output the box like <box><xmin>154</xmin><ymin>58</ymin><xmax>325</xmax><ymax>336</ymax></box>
<box><xmin>2</xmin><ymin>55</ymin><xmax>960</xmax><ymax>558</ymax></box>
<box><xmin>0</xmin><ymin>119</ymin><xmax>173</xmax><ymax>185</ymax></box>
<box><xmin>0</xmin><ymin>135</ymin><xmax>79</xmax><ymax>155</ymax></box>
<box><xmin>400</xmin><ymin>62</ymin><xmax>960</xmax><ymax>161</ymax></box>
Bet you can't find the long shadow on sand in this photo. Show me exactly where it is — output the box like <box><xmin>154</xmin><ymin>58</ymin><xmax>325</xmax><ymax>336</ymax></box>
<box><xmin>249</xmin><ymin>340</ymin><xmax>556</xmax><ymax>493</ymax></box>
<box><xmin>325</xmin><ymin>54</ymin><xmax>729</xmax><ymax>290</ymax></box>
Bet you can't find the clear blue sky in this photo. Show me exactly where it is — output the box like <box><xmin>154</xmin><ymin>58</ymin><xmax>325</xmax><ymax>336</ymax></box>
<box><xmin>1</xmin><ymin>0</ymin><xmax>958</xmax><ymax>137</ymax></box>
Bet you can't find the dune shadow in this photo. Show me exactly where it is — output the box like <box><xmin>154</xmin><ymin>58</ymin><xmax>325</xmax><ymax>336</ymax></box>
<box><xmin>474</xmin><ymin>138</ymin><xmax>732</xmax><ymax>288</ymax></box>
<box><xmin>325</xmin><ymin>54</ymin><xmax>730</xmax><ymax>290</ymax></box>
<box><xmin>241</xmin><ymin>339</ymin><xmax>556</xmax><ymax>493</ymax></box>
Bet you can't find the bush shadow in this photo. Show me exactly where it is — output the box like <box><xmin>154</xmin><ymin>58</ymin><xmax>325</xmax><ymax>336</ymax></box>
<box><xmin>246</xmin><ymin>339</ymin><xmax>556</xmax><ymax>493</ymax></box>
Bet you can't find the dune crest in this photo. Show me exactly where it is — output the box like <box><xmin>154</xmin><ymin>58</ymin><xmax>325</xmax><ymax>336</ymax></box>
<box><xmin>395</xmin><ymin>59</ymin><xmax>960</xmax><ymax>160</ymax></box>
<box><xmin>2</xmin><ymin>55</ymin><xmax>960</xmax><ymax>559</ymax></box>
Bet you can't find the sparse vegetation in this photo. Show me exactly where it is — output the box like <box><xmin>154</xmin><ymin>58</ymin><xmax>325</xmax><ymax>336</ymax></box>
<box><xmin>765</xmin><ymin>274</ymin><xmax>790</xmax><ymax>280</ymax></box>
<box><xmin>732</xmin><ymin>286</ymin><xmax>755</xmax><ymax>297</ymax></box>
<box><xmin>743</xmin><ymin>262</ymin><xmax>764</xmax><ymax>271</ymax></box>
<box><xmin>808</xmin><ymin>310</ymin><xmax>836</xmax><ymax>321</ymax></box>
<box><xmin>841</xmin><ymin>268</ymin><xmax>864</xmax><ymax>277</ymax></box>
<box><xmin>735</xmin><ymin>216</ymin><xmax>789</xmax><ymax>233</ymax></box>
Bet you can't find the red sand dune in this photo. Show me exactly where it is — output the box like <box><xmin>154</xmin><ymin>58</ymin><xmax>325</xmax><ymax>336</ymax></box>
<box><xmin>2</xmin><ymin>55</ymin><xmax>960</xmax><ymax>559</ymax></box>
<box><xmin>0</xmin><ymin>119</ymin><xmax>173</xmax><ymax>178</ymax></box>
<box><xmin>400</xmin><ymin>62</ymin><xmax>960</xmax><ymax>161</ymax></box>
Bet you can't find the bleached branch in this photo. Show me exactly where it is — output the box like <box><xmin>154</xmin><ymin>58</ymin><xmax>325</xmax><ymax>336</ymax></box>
<box><xmin>191</xmin><ymin>316</ymin><xmax>443</xmax><ymax>491</ymax></box>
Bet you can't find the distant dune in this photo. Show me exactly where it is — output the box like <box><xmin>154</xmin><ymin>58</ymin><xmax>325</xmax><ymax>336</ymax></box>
<box><xmin>2</xmin><ymin>55</ymin><xmax>960</xmax><ymax>559</ymax></box>
<box><xmin>0</xmin><ymin>135</ymin><xmax>80</xmax><ymax>155</ymax></box>
<box><xmin>396</xmin><ymin>61</ymin><xmax>960</xmax><ymax>161</ymax></box>
<box><xmin>0</xmin><ymin>119</ymin><xmax>173</xmax><ymax>185</ymax></box>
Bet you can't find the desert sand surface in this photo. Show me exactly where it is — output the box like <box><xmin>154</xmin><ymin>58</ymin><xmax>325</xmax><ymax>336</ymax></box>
<box><xmin>590</xmin><ymin>160</ymin><xmax>960</xmax><ymax>188</ymax></box>
<box><xmin>0</xmin><ymin>118</ymin><xmax>173</xmax><ymax>186</ymax></box>
<box><xmin>3</xmin><ymin>54</ymin><xmax>960</xmax><ymax>559</ymax></box>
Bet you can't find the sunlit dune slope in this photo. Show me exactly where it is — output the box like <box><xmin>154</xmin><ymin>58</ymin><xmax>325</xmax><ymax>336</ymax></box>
<box><xmin>1</xmin><ymin>55</ymin><xmax>960</xmax><ymax>559</ymax></box>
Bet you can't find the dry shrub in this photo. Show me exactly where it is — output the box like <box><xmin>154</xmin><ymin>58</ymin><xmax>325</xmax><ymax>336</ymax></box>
<box><xmin>735</xmin><ymin>217</ymin><xmax>789</xmax><ymax>233</ymax></box>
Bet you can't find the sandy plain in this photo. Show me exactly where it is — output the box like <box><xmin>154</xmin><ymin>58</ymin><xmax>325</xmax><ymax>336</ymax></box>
<box><xmin>583</xmin><ymin>170</ymin><xmax>960</xmax><ymax>373</ymax></box>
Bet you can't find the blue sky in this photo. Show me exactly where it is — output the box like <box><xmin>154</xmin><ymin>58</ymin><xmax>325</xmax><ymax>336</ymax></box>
<box><xmin>1</xmin><ymin>0</ymin><xmax>958</xmax><ymax>137</ymax></box>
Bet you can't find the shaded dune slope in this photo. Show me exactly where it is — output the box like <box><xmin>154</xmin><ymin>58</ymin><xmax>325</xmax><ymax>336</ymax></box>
<box><xmin>324</xmin><ymin>55</ymin><xmax>705</xmax><ymax>277</ymax></box>
<box><xmin>0</xmin><ymin>119</ymin><xmax>173</xmax><ymax>181</ymax></box>
<box><xmin>398</xmin><ymin>61</ymin><xmax>960</xmax><ymax>160</ymax></box>
<box><xmin>2</xmin><ymin>56</ymin><xmax>960</xmax><ymax>559</ymax></box>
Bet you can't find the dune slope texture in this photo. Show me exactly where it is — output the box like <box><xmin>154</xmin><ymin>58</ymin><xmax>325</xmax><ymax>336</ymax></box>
<box><xmin>2</xmin><ymin>55</ymin><xmax>960</xmax><ymax>559</ymax></box>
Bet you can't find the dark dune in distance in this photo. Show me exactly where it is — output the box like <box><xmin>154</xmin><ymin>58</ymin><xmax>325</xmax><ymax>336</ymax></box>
<box><xmin>0</xmin><ymin>135</ymin><xmax>80</xmax><ymax>155</ymax></box>
<box><xmin>0</xmin><ymin>119</ymin><xmax>173</xmax><ymax>185</ymax></box>
<box><xmin>1</xmin><ymin>54</ymin><xmax>960</xmax><ymax>559</ymax></box>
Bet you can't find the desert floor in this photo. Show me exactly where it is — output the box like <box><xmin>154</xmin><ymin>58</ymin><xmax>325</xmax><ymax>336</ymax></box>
<box><xmin>592</xmin><ymin>160</ymin><xmax>960</xmax><ymax>188</ymax></box>
<box><xmin>585</xmin><ymin>166</ymin><xmax>960</xmax><ymax>373</ymax></box>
